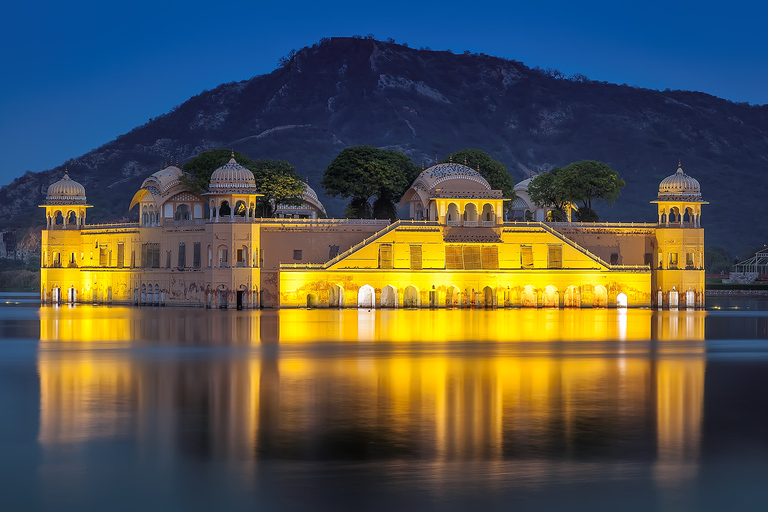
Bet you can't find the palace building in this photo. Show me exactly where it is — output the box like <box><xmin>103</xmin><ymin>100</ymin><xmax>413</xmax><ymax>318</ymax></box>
<box><xmin>40</xmin><ymin>158</ymin><xmax>706</xmax><ymax>309</ymax></box>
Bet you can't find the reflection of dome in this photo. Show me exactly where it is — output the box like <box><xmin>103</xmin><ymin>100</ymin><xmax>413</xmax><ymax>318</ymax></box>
<box><xmin>658</xmin><ymin>163</ymin><xmax>702</xmax><ymax>200</ymax></box>
<box><xmin>209</xmin><ymin>158</ymin><xmax>256</xmax><ymax>191</ymax></box>
<box><xmin>416</xmin><ymin>163</ymin><xmax>491</xmax><ymax>190</ymax></box>
<box><xmin>46</xmin><ymin>171</ymin><xmax>87</xmax><ymax>204</ymax></box>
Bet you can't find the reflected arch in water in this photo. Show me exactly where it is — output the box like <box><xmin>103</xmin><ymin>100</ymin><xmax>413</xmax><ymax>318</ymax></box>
<box><xmin>565</xmin><ymin>286</ymin><xmax>581</xmax><ymax>308</ymax></box>
<box><xmin>381</xmin><ymin>285</ymin><xmax>397</xmax><ymax>308</ymax></box>
<box><xmin>594</xmin><ymin>285</ymin><xmax>608</xmax><ymax>308</ymax></box>
<box><xmin>482</xmin><ymin>286</ymin><xmax>494</xmax><ymax>308</ymax></box>
<box><xmin>404</xmin><ymin>285</ymin><xmax>420</xmax><ymax>308</ymax></box>
<box><xmin>617</xmin><ymin>292</ymin><xmax>628</xmax><ymax>308</ymax></box>
<box><xmin>306</xmin><ymin>293</ymin><xmax>318</xmax><ymax>308</ymax></box>
<box><xmin>521</xmin><ymin>285</ymin><xmax>537</xmax><ymax>308</ymax></box>
<box><xmin>543</xmin><ymin>285</ymin><xmax>559</xmax><ymax>308</ymax></box>
<box><xmin>358</xmin><ymin>284</ymin><xmax>375</xmax><ymax>309</ymax></box>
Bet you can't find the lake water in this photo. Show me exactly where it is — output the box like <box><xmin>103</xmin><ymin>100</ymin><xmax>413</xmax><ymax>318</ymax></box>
<box><xmin>1</xmin><ymin>292</ymin><xmax>767</xmax><ymax>511</ymax></box>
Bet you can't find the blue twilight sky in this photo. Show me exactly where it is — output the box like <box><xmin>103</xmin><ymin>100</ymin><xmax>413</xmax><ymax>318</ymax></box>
<box><xmin>1</xmin><ymin>0</ymin><xmax>766</xmax><ymax>187</ymax></box>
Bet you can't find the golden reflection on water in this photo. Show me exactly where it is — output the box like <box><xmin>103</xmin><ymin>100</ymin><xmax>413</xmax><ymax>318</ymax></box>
<box><xmin>37</xmin><ymin>306</ymin><xmax>706</xmax><ymax>486</ymax></box>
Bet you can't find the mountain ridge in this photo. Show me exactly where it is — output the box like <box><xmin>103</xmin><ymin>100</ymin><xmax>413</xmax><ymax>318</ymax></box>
<box><xmin>2</xmin><ymin>36</ymin><xmax>766</xmax><ymax>248</ymax></box>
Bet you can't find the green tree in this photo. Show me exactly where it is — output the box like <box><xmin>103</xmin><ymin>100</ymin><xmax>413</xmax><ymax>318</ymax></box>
<box><xmin>442</xmin><ymin>149</ymin><xmax>515</xmax><ymax>201</ymax></box>
<box><xmin>527</xmin><ymin>167</ymin><xmax>571</xmax><ymax>221</ymax></box>
<box><xmin>705</xmin><ymin>245</ymin><xmax>735</xmax><ymax>274</ymax></box>
<box><xmin>557</xmin><ymin>160</ymin><xmax>625</xmax><ymax>221</ymax></box>
<box><xmin>250</xmin><ymin>159</ymin><xmax>305</xmax><ymax>218</ymax></box>
<box><xmin>181</xmin><ymin>149</ymin><xmax>305</xmax><ymax>217</ymax></box>
<box><xmin>322</xmin><ymin>146</ymin><xmax>417</xmax><ymax>220</ymax></box>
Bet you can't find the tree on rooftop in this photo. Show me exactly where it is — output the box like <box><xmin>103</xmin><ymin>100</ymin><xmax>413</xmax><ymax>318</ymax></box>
<box><xmin>322</xmin><ymin>146</ymin><xmax>417</xmax><ymax>220</ymax></box>
<box><xmin>527</xmin><ymin>167</ymin><xmax>572</xmax><ymax>222</ymax></box>
<box><xmin>557</xmin><ymin>160</ymin><xmax>625</xmax><ymax>222</ymax></box>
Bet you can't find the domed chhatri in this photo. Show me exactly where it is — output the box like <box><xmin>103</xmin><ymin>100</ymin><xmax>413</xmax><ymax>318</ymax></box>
<box><xmin>209</xmin><ymin>157</ymin><xmax>257</xmax><ymax>192</ymax></box>
<box><xmin>46</xmin><ymin>170</ymin><xmax>87</xmax><ymax>205</ymax></box>
<box><xmin>417</xmin><ymin>163</ymin><xmax>491</xmax><ymax>190</ymax></box>
<box><xmin>657</xmin><ymin>162</ymin><xmax>703</xmax><ymax>201</ymax></box>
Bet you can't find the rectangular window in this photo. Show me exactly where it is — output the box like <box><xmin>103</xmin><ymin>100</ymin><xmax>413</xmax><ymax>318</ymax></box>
<box><xmin>53</xmin><ymin>252</ymin><xmax>61</xmax><ymax>268</ymax></box>
<box><xmin>141</xmin><ymin>244</ymin><xmax>148</xmax><ymax>268</ymax></box>
<box><xmin>178</xmin><ymin>243</ymin><xmax>186</xmax><ymax>269</ymax></box>
<box><xmin>293</xmin><ymin>249</ymin><xmax>302</xmax><ymax>261</ymax></box>
<box><xmin>548</xmin><ymin>245</ymin><xmax>563</xmax><ymax>269</ymax></box>
<box><xmin>669</xmin><ymin>252</ymin><xmax>679</xmax><ymax>270</ymax></box>
<box><xmin>410</xmin><ymin>245</ymin><xmax>422</xmax><ymax>270</ymax></box>
<box><xmin>166</xmin><ymin>250</ymin><xmax>171</xmax><ymax>269</ymax></box>
<box><xmin>329</xmin><ymin>245</ymin><xmax>340</xmax><ymax>259</ymax></box>
<box><xmin>152</xmin><ymin>244</ymin><xmax>160</xmax><ymax>268</ymax></box>
<box><xmin>253</xmin><ymin>248</ymin><xmax>259</xmax><ymax>268</ymax></box>
<box><xmin>446</xmin><ymin>246</ymin><xmax>463</xmax><ymax>269</ymax></box>
<box><xmin>463</xmin><ymin>246</ymin><xmax>482</xmax><ymax>270</ymax></box>
<box><xmin>69</xmin><ymin>253</ymin><xmax>76</xmax><ymax>267</ymax></box>
<box><xmin>481</xmin><ymin>246</ymin><xmax>499</xmax><ymax>269</ymax></box>
<box><xmin>117</xmin><ymin>243</ymin><xmax>124</xmax><ymax>268</ymax></box>
<box><xmin>521</xmin><ymin>245</ymin><xmax>533</xmax><ymax>269</ymax></box>
<box><xmin>686</xmin><ymin>252</ymin><xmax>694</xmax><ymax>269</ymax></box>
<box><xmin>219</xmin><ymin>248</ymin><xmax>228</xmax><ymax>266</ymax></box>
<box><xmin>131</xmin><ymin>250</ymin><xmax>136</xmax><ymax>268</ymax></box>
<box><xmin>193</xmin><ymin>242</ymin><xmax>201</xmax><ymax>269</ymax></box>
<box><xmin>379</xmin><ymin>244</ymin><xmax>393</xmax><ymax>269</ymax></box>
<box><xmin>658</xmin><ymin>252</ymin><xmax>663</xmax><ymax>269</ymax></box>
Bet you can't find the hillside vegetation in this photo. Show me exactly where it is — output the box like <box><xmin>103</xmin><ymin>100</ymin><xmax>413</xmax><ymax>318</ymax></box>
<box><xmin>1</xmin><ymin>37</ymin><xmax>766</xmax><ymax>248</ymax></box>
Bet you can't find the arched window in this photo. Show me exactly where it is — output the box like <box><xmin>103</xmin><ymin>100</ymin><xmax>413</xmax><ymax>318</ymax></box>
<box><xmin>234</xmin><ymin>200</ymin><xmax>247</xmax><ymax>217</ymax></box>
<box><xmin>219</xmin><ymin>201</ymin><xmax>231</xmax><ymax>217</ymax></box>
<box><xmin>175</xmin><ymin>204</ymin><xmax>191</xmax><ymax>220</ymax></box>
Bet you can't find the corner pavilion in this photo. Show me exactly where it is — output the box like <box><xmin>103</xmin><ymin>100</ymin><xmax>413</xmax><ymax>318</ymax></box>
<box><xmin>40</xmin><ymin>160</ymin><xmax>706</xmax><ymax>309</ymax></box>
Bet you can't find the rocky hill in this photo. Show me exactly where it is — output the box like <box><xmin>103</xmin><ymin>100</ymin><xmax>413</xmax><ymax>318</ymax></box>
<box><xmin>2</xmin><ymin>36</ymin><xmax>767</xmax><ymax>248</ymax></box>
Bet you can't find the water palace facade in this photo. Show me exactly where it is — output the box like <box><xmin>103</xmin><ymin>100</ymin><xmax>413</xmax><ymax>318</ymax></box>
<box><xmin>40</xmin><ymin>159</ymin><xmax>707</xmax><ymax>309</ymax></box>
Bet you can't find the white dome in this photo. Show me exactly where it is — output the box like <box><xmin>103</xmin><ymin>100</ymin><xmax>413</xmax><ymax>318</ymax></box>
<box><xmin>209</xmin><ymin>157</ymin><xmax>257</xmax><ymax>192</ymax></box>
<box><xmin>658</xmin><ymin>163</ymin><xmax>702</xmax><ymax>200</ymax></box>
<box><xmin>413</xmin><ymin>163</ymin><xmax>491</xmax><ymax>190</ymax></box>
<box><xmin>46</xmin><ymin>171</ymin><xmax>87</xmax><ymax>205</ymax></box>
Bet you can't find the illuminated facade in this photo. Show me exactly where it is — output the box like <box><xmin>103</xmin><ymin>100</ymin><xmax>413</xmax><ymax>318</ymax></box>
<box><xmin>40</xmin><ymin>160</ymin><xmax>706</xmax><ymax>309</ymax></box>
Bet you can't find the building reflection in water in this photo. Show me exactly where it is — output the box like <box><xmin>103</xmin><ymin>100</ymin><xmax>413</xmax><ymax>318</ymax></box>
<box><xmin>37</xmin><ymin>307</ymin><xmax>705</xmax><ymax>487</ymax></box>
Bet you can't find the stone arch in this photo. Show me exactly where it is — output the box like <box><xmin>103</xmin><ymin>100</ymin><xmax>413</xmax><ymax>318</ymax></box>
<box><xmin>482</xmin><ymin>286</ymin><xmax>495</xmax><ymax>308</ymax></box>
<box><xmin>564</xmin><ymin>286</ymin><xmax>581</xmax><ymax>308</ymax></box>
<box><xmin>669</xmin><ymin>287</ymin><xmax>679</xmax><ymax>308</ymax></box>
<box><xmin>140</xmin><ymin>283</ymin><xmax>147</xmax><ymax>303</ymax></box>
<box><xmin>234</xmin><ymin>200</ymin><xmax>247</xmax><ymax>217</ymax></box>
<box><xmin>521</xmin><ymin>285</ymin><xmax>537</xmax><ymax>308</ymax></box>
<box><xmin>358</xmin><ymin>285</ymin><xmax>375</xmax><ymax>309</ymax></box>
<box><xmin>381</xmin><ymin>285</ymin><xmax>397</xmax><ymax>308</ymax></box>
<box><xmin>154</xmin><ymin>284</ymin><xmax>160</xmax><ymax>304</ymax></box>
<box><xmin>217</xmin><ymin>285</ymin><xmax>229</xmax><ymax>309</ymax></box>
<box><xmin>306</xmin><ymin>293</ymin><xmax>319</xmax><ymax>308</ymax></box>
<box><xmin>52</xmin><ymin>285</ymin><xmax>61</xmax><ymax>304</ymax></box>
<box><xmin>446</xmin><ymin>285</ymin><xmax>461</xmax><ymax>308</ymax></box>
<box><xmin>219</xmin><ymin>201</ymin><xmax>231</xmax><ymax>217</ymax></box>
<box><xmin>67</xmin><ymin>210</ymin><xmax>77</xmax><ymax>225</ymax></box>
<box><xmin>481</xmin><ymin>203</ymin><xmax>495</xmax><ymax>222</ymax></box>
<box><xmin>616</xmin><ymin>292</ymin><xmax>628</xmax><ymax>308</ymax></box>
<box><xmin>446</xmin><ymin>203</ymin><xmax>460</xmax><ymax>223</ymax></box>
<box><xmin>464</xmin><ymin>203</ymin><xmax>478</xmax><ymax>222</ymax></box>
<box><xmin>542</xmin><ymin>285</ymin><xmax>559</xmax><ymax>308</ymax></box>
<box><xmin>593</xmin><ymin>285</ymin><xmax>608</xmax><ymax>308</ymax></box>
<box><xmin>404</xmin><ymin>285</ymin><xmax>420</xmax><ymax>308</ymax></box>
<box><xmin>54</xmin><ymin>210</ymin><xmax>64</xmax><ymax>225</ymax></box>
<box><xmin>464</xmin><ymin>286</ymin><xmax>476</xmax><ymax>308</ymax></box>
<box><xmin>329</xmin><ymin>284</ymin><xmax>345</xmax><ymax>308</ymax></box>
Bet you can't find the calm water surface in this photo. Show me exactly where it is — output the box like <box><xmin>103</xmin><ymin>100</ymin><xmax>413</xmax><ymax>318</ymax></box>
<box><xmin>1</xmin><ymin>292</ymin><xmax>767</xmax><ymax>511</ymax></box>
